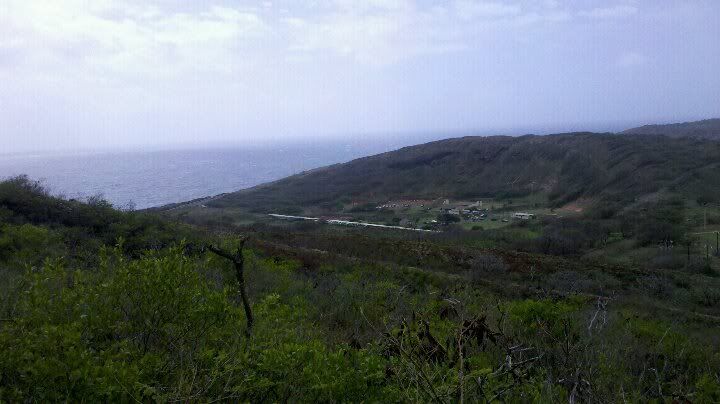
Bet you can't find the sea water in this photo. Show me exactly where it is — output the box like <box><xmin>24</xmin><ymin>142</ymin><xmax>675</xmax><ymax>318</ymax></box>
<box><xmin>0</xmin><ymin>142</ymin><xmax>399</xmax><ymax>209</ymax></box>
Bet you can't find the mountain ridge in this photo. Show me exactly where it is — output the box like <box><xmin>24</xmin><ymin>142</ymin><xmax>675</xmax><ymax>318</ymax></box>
<box><xmin>206</xmin><ymin>132</ymin><xmax>720</xmax><ymax>214</ymax></box>
<box><xmin>621</xmin><ymin>118</ymin><xmax>720</xmax><ymax>140</ymax></box>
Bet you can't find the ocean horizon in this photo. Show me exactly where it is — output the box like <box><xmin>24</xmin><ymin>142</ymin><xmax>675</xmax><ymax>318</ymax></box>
<box><xmin>0</xmin><ymin>142</ymin><xmax>402</xmax><ymax>209</ymax></box>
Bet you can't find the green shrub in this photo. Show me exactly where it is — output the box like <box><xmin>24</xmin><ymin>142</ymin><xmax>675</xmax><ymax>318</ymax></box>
<box><xmin>696</xmin><ymin>374</ymin><xmax>720</xmax><ymax>403</ymax></box>
<box><xmin>0</xmin><ymin>224</ymin><xmax>64</xmax><ymax>269</ymax></box>
<box><xmin>506</xmin><ymin>298</ymin><xmax>582</xmax><ymax>337</ymax></box>
<box><xmin>0</xmin><ymin>247</ymin><xmax>244</xmax><ymax>401</ymax></box>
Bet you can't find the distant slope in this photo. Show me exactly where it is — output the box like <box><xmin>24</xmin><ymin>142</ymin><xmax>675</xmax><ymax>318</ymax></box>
<box><xmin>622</xmin><ymin>118</ymin><xmax>720</xmax><ymax>140</ymax></box>
<box><xmin>207</xmin><ymin>133</ymin><xmax>720</xmax><ymax>213</ymax></box>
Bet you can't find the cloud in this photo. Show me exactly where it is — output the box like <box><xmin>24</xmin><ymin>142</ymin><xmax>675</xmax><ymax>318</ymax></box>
<box><xmin>454</xmin><ymin>1</ymin><xmax>521</xmax><ymax>20</ymax></box>
<box><xmin>542</xmin><ymin>0</ymin><xmax>559</xmax><ymax>9</ymax></box>
<box><xmin>283</xmin><ymin>3</ymin><xmax>466</xmax><ymax>66</ymax></box>
<box><xmin>514</xmin><ymin>10</ymin><xmax>571</xmax><ymax>25</ymax></box>
<box><xmin>0</xmin><ymin>1</ymin><xmax>269</xmax><ymax>79</ymax></box>
<box><xmin>579</xmin><ymin>5</ymin><xmax>638</xmax><ymax>19</ymax></box>
<box><xmin>281</xmin><ymin>1</ymin><xmax>575</xmax><ymax>66</ymax></box>
<box><xmin>0</xmin><ymin>0</ymin><xmax>582</xmax><ymax>72</ymax></box>
<box><xmin>332</xmin><ymin>0</ymin><xmax>415</xmax><ymax>12</ymax></box>
<box><xmin>1</xmin><ymin>0</ymin><xmax>718</xmax><ymax>153</ymax></box>
<box><xmin>616</xmin><ymin>51</ymin><xmax>648</xmax><ymax>68</ymax></box>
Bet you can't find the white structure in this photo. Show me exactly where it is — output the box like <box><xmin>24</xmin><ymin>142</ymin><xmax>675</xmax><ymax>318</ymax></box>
<box><xmin>268</xmin><ymin>214</ymin><xmax>319</xmax><ymax>221</ymax></box>
<box><xmin>269</xmin><ymin>213</ymin><xmax>438</xmax><ymax>232</ymax></box>
<box><xmin>325</xmin><ymin>219</ymin><xmax>438</xmax><ymax>232</ymax></box>
<box><xmin>512</xmin><ymin>212</ymin><xmax>535</xmax><ymax>220</ymax></box>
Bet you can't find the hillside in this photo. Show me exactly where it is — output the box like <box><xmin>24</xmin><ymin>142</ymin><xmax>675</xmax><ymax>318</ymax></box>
<box><xmin>4</xmin><ymin>175</ymin><xmax>720</xmax><ymax>402</ymax></box>
<box><xmin>622</xmin><ymin>118</ymin><xmax>720</xmax><ymax>140</ymax></box>
<box><xmin>208</xmin><ymin>133</ymin><xmax>720</xmax><ymax>213</ymax></box>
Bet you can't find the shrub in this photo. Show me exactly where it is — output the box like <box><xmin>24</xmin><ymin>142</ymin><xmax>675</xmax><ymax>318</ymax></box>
<box><xmin>506</xmin><ymin>298</ymin><xmax>581</xmax><ymax>338</ymax></box>
<box><xmin>0</xmin><ymin>224</ymin><xmax>64</xmax><ymax>269</ymax></box>
<box><xmin>467</xmin><ymin>254</ymin><xmax>507</xmax><ymax>282</ymax></box>
<box><xmin>0</xmin><ymin>247</ymin><xmax>245</xmax><ymax>401</ymax></box>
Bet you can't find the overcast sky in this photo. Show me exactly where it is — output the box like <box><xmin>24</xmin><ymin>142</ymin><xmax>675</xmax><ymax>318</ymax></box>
<box><xmin>1</xmin><ymin>0</ymin><xmax>719</xmax><ymax>152</ymax></box>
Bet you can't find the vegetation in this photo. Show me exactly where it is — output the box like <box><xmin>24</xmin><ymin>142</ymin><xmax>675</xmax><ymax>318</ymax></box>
<box><xmin>200</xmin><ymin>133</ymin><xmax>720</xmax><ymax>215</ymax></box>
<box><xmin>2</xmin><ymin>170</ymin><xmax>720</xmax><ymax>402</ymax></box>
<box><xmin>622</xmin><ymin>118</ymin><xmax>720</xmax><ymax>140</ymax></box>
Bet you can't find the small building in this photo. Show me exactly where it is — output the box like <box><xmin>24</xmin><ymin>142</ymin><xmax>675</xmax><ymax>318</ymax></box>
<box><xmin>512</xmin><ymin>212</ymin><xmax>535</xmax><ymax>220</ymax></box>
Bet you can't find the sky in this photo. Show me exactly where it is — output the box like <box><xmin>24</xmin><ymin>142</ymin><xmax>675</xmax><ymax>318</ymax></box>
<box><xmin>1</xmin><ymin>0</ymin><xmax>719</xmax><ymax>152</ymax></box>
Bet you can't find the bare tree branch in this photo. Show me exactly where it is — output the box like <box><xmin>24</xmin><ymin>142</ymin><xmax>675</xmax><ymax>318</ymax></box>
<box><xmin>205</xmin><ymin>237</ymin><xmax>253</xmax><ymax>337</ymax></box>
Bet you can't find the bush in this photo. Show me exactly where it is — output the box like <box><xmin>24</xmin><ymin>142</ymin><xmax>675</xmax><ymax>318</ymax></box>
<box><xmin>0</xmin><ymin>224</ymin><xmax>64</xmax><ymax>269</ymax></box>
<box><xmin>506</xmin><ymin>298</ymin><xmax>581</xmax><ymax>338</ymax></box>
<box><xmin>634</xmin><ymin>199</ymin><xmax>687</xmax><ymax>247</ymax></box>
<box><xmin>0</xmin><ymin>247</ymin><xmax>398</xmax><ymax>402</ymax></box>
<box><xmin>0</xmin><ymin>247</ymin><xmax>245</xmax><ymax>401</ymax></box>
<box><xmin>692</xmin><ymin>287</ymin><xmax>720</xmax><ymax>307</ymax></box>
<box><xmin>467</xmin><ymin>254</ymin><xmax>507</xmax><ymax>282</ymax></box>
<box><xmin>437</xmin><ymin>213</ymin><xmax>460</xmax><ymax>225</ymax></box>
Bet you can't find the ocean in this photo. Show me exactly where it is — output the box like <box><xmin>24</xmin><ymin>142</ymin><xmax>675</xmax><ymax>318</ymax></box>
<box><xmin>0</xmin><ymin>141</ymin><xmax>406</xmax><ymax>209</ymax></box>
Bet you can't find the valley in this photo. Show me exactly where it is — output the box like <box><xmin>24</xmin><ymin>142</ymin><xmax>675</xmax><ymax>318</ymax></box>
<box><xmin>3</xmin><ymin>1</ymin><xmax>719</xmax><ymax>399</ymax></box>
<box><xmin>4</xmin><ymin>124</ymin><xmax>720</xmax><ymax>402</ymax></box>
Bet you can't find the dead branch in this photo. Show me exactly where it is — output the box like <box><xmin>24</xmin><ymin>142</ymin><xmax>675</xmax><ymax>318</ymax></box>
<box><xmin>587</xmin><ymin>297</ymin><xmax>609</xmax><ymax>335</ymax></box>
<box><xmin>205</xmin><ymin>237</ymin><xmax>253</xmax><ymax>337</ymax></box>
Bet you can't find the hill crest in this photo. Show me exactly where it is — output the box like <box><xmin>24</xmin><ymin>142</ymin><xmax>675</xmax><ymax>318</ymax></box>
<box><xmin>207</xmin><ymin>132</ymin><xmax>720</xmax><ymax>214</ymax></box>
<box><xmin>621</xmin><ymin>118</ymin><xmax>720</xmax><ymax>140</ymax></box>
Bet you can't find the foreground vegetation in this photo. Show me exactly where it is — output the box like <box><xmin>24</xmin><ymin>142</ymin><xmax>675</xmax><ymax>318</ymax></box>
<box><xmin>1</xmin><ymin>176</ymin><xmax>720</xmax><ymax>402</ymax></box>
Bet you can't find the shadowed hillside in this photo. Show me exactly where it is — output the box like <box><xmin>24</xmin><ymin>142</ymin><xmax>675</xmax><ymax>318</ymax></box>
<box><xmin>622</xmin><ymin>118</ymin><xmax>720</xmax><ymax>140</ymax></box>
<box><xmin>208</xmin><ymin>133</ymin><xmax>720</xmax><ymax>213</ymax></box>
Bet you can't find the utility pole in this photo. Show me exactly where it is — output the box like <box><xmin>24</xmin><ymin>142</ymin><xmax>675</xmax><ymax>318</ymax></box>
<box><xmin>716</xmin><ymin>231</ymin><xmax>719</xmax><ymax>257</ymax></box>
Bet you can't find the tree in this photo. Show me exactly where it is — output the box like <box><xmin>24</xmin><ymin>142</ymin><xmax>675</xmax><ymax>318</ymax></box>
<box><xmin>205</xmin><ymin>237</ymin><xmax>254</xmax><ymax>337</ymax></box>
<box><xmin>437</xmin><ymin>213</ymin><xmax>460</xmax><ymax>225</ymax></box>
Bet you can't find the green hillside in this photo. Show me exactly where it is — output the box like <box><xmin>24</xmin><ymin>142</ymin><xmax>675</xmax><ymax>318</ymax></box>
<box><xmin>5</xmin><ymin>125</ymin><xmax>720</xmax><ymax>402</ymax></box>
<box><xmin>3</xmin><ymin>176</ymin><xmax>720</xmax><ymax>402</ymax></box>
<box><xmin>209</xmin><ymin>133</ymin><xmax>720</xmax><ymax>213</ymax></box>
<box><xmin>622</xmin><ymin>118</ymin><xmax>720</xmax><ymax>140</ymax></box>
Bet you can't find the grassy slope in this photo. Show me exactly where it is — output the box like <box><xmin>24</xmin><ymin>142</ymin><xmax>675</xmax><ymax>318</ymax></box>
<box><xmin>622</xmin><ymin>118</ymin><xmax>720</xmax><ymax>140</ymax></box>
<box><xmin>206</xmin><ymin>133</ymin><xmax>720</xmax><ymax>214</ymax></box>
<box><xmin>3</xmin><ymin>179</ymin><xmax>720</xmax><ymax>401</ymax></box>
